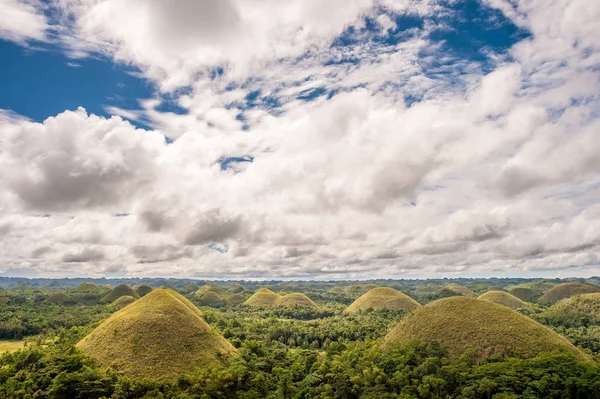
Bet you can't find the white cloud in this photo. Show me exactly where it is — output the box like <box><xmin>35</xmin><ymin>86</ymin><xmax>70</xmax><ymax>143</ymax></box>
<box><xmin>0</xmin><ymin>0</ymin><xmax>49</xmax><ymax>43</ymax></box>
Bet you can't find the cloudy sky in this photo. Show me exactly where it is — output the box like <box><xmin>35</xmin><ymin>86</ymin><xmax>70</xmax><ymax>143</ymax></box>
<box><xmin>0</xmin><ymin>0</ymin><xmax>599</xmax><ymax>280</ymax></box>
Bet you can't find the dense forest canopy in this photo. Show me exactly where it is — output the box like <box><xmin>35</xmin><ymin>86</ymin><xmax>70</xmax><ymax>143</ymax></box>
<box><xmin>0</xmin><ymin>277</ymin><xmax>600</xmax><ymax>398</ymax></box>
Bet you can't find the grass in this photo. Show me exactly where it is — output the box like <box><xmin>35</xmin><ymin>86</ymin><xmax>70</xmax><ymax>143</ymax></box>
<box><xmin>72</xmin><ymin>282</ymin><xmax>102</xmax><ymax>293</ymax></box>
<box><xmin>446</xmin><ymin>283</ymin><xmax>475</xmax><ymax>297</ymax></box>
<box><xmin>197</xmin><ymin>291</ymin><xmax>227</xmax><ymax>307</ymax></box>
<box><xmin>112</xmin><ymin>295</ymin><xmax>136</xmax><ymax>308</ymax></box>
<box><xmin>182</xmin><ymin>282</ymin><xmax>200</xmax><ymax>294</ymax></box>
<box><xmin>77</xmin><ymin>289</ymin><xmax>235</xmax><ymax>380</ymax></box>
<box><xmin>383</xmin><ymin>297</ymin><xmax>589</xmax><ymax>362</ymax></box>
<box><xmin>478</xmin><ymin>291</ymin><xmax>528</xmax><ymax>310</ymax></box>
<box><xmin>244</xmin><ymin>288</ymin><xmax>281</xmax><ymax>306</ymax></box>
<box><xmin>346</xmin><ymin>287</ymin><xmax>421</xmax><ymax>313</ymax></box>
<box><xmin>538</xmin><ymin>293</ymin><xmax>600</xmax><ymax>325</ymax></box>
<box><xmin>344</xmin><ymin>283</ymin><xmax>378</xmax><ymax>294</ymax></box>
<box><xmin>0</xmin><ymin>340</ymin><xmax>25</xmax><ymax>353</ymax></box>
<box><xmin>328</xmin><ymin>286</ymin><xmax>345</xmax><ymax>294</ymax></box>
<box><xmin>99</xmin><ymin>284</ymin><xmax>139</xmax><ymax>304</ymax></box>
<box><xmin>538</xmin><ymin>282</ymin><xmax>600</xmax><ymax>304</ymax></box>
<box><xmin>508</xmin><ymin>287</ymin><xmax>541</xmax><ymax>302</ymax></box>
<box><xmin>134</xmin><ymin>284</ymin><xmax>153</xmax><ymax>297</ymax></box>
<box><xmin>276</xmin><ymin>293</ymin><xmax>317</xmax><ymax>308</ymax></box>
<box><xmin>229</xmin><ymin>293</ymin><xmax>245</xmax><ymax>304</ymax></box>
<box><xmin>228</xmin><ymin>283</ymin><xmax>245</xmax><ymax>293</ymax></box>
<box><xmin>46</xmin><ymin>292</ymin><xmax>72</xmax><ymax>304</ymax></box>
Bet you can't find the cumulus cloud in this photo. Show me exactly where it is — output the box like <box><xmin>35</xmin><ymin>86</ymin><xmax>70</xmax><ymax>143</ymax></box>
<box><xmin>0</xmin><ymin>0</ymin><xmax>599</xmax><ymax>279</ymax></box>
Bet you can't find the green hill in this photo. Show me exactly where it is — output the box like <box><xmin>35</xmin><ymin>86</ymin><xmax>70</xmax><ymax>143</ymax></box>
<box><xmin>244</xmin><ymin>288</ymin><xmax>280</xmax><ymax>306</ymax></box>
<box><xmin>197</xmin><ymin>291</ymin><xmax>227</xmax><ymax>307</ymax></box>
<box><xmin>46</xmin><ymin>292</ymin><xmax>72</xmax><ymax>305</ymax></box>
<box><xmin>229</xmin><ymin>293</ymin><xmax>245</xmax><ymax>304</ymax></box>
<box><xmin>134</xmin><ymin>284</ymin><xmax>153</xmax><ymax>297</ymax></box>
<box><xmin>479</xmin><ymin>291</ymin><xmax>528</xmax><ymax>310</ymax></box>
<box><xmin>182</xmin><ymin>282</ymin><xmax>200</xmax><ymax>294</ymax></box>
<box><xmin>344</xmin><ymin>283</ymin><xmax>378</xmax><ymax>294</ymax></box>
<box><xmin>328</xmin><ymin>286</ymin><xmax>345</xmax><ymax>294</ymax></box>
<box><xmin>99</xmin><ymin>284</ymin><xmax>139</xmax><ymax>304</ymax></box>
<box><xmin>446</xmin><ymin>283</ymin><xmax>475</xmax><ymax>297</ymax></box>
<box><xmin>538</xmin><ymin>293</ymin><xmax>600</xmax><ymax>327</ymax></box>
<box><xmin>228</xmin><ymin>283</ymin><xmax>245</xmax><ymax>293</ymax></box>
<box><xmin>538</xmin><ymin>282</ymin><xmax>600</xmax><ymax>304</ymax></box>
<box><xmin>112</xmin><ymin>295</ymin><xmax>136</xmax><ymax>308</ymax></box>
<box><xmin>383</xmin><ymin>297</ymin><xmax>588</xmax><ymax>362</ymax></box>
<box><xmin>275</xmin><ymin>293</ymin><xmax>317</xmax><ymax>308</ymax></box>
<box><xmin>196</xmin><ymin>285</ymin><xmax>228</xmax><ymax>298</ymax></box>
<box><xmin>508</xmin><ymin>287</ymin><xmax>541</xmax><ymax>302</ymax></box>
<box><xmin>72</xmin><ymin>282</ymin><xmax>102</xmax><ymax>293</ymax></box>
<box><xmin>346</xmin><ymin>287</ymin><xmax>421</xmax><ymax>313</ymax></box>
<box><xmin>77</xmin><ymin>289</ymin><xmax>235</xmax><ymax>380</ymax></box>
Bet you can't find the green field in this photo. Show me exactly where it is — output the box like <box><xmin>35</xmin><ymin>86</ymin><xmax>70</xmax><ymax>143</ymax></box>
<box><xmin>0</xmin><ymin>340</ymin><xmax>25</xmax><ymax>353</ymax></box>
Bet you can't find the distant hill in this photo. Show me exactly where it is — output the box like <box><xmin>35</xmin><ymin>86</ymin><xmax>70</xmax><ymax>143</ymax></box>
<box><xmin>538</xmin><ymin>293</ymin><xmax>600</xmax><ymax>327</ymax></box>
<box><xmin>72</xmin><ymin>282</ymin><xmax>102</xmax><ymax>293</ymax></box>
<box><xmin>346</xmin><ymin>287</ymin><xmax>420</xmax><ymax>313</ymax></box>
<box><xmin>77</xmin><ymin>289</ymin><xmax>235</xmax><ymax>380</ymax></box>
<box><xmin>244</xmin><ymin>288</ymin><xmax>281</xmax><ymax>306</ymax></box>
<box><xmin>479</xmin><ymin>291</ymin><xmax>527</xmax><ymax>310</ymax></box>
<box><xmin>446</xmin><ymin>283</ymin><xmax>475</xmax><ymax>297</ymax></box>
<box><xmin>99</xmin><ymin>284</ymin><xmax>139</xmax><ymax>304</ymax></box>
<box><xmin>383</xmin><ymin>297</ymin><xmax>588</xmax><ymax>362</ymax></box>
<box><xmin>134</xmin><ymin>284</ymin><xmax>153</xmax><ymax>297</ymax></box>
<box><xmin>112</xmin><ymin>295</ymin><xmax>136</xmax><ymax>308</ymax></box>
<box><xmin>228</xmin><ymin>283</ymin><xmax>245</xmax><ymax>293</ymax></box>
<box><xmin>276</xmin><ymin>293</ymin><xmax>317</xmax><ymax>308</ymax></box>
<box><xmin>46</xmin><ymin>292</ymin><xmax>72</xmax><ymax>305</ymax></box>
<box><xmin>538</xmin><ymin>282</ymin><xmax>600</xmax><ymax>304</ymax></box>
<box><xmin>508</xmin><ymin>287</ymin><xmax>541</xmax><ymax>302</ymax></box>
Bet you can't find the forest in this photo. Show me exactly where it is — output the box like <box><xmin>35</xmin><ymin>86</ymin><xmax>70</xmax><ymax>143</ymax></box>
<box><xmin>0</xmin><ymin>277</ymin><xmax>600</xmax><ymax>398</ymax></box>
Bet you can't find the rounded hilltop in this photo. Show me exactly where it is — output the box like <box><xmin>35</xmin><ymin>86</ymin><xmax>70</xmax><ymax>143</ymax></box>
<box><xmin>134</xmin><ymin>284</ymin><xmax>153</xmax><ymax>297</ymax></box>
<box><xmin>195</xmin><ymin>285</ymin><xmax>229</xmax><ymax>307</ymax></box>
<box><xmin>77</xmin><ymin>288</ymin><xmax>235</xmax><ymax>380</ymax></box>
<box><xmin>446</xmin><ymin>283</ymin><xmax>475</xmax><ymax>297</ymax></box>
<box><xmin>538</xmin><ymin>282</ymin><xmax>600</xmax><ymax>304</ymax></box>
<box><xmin>538</xmin><ymin>293</ymin><xmax>600</xmax><ymax>327</ymax></box>
<box><xmin>346</xmin><ymin>287</ymin><xmax>421</xmax><ymax>313</ymax></box>
<box><xmin>276</xmin><ymin>293</ymin><xmax>317</xmax><ymax>308</ymax></box>
<box><xmin>508</xmin><ymin>287</ymin><xmax>540</xmax><ymax>302</ymax></box>
<box><xmin>244</xmin><ymin>288</ymin><xmax>280</xmax><ymax>306</ymax></box>
<box><xmin>479</xmin><ymin>291</ymin><xmax>527</xmax><ymax>310</ymax></box>
<box><xmin>112</xmin><ymin>295</ymin><xmax>136</xmax><ymax>308</ymax></box>
<box><xmin>72</xmin><ymin>282</ymin><xmax>102</xmax><ymax>292</ymax></box>
<box><xmin>99</xmin><ymin>284</ymin><xmax>139</xmax><ymax>304</ymax></box>
<box><xmin>383</xmin><ymin>296</ymin><xmax>588</xmax><ymax>362</ymax></box>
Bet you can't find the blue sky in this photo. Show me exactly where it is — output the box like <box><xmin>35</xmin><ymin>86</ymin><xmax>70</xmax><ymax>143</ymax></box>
<box><xmin>0</xmin><ymin>0</ymin><xmax>599</xmax><ymax>279</ymax></box>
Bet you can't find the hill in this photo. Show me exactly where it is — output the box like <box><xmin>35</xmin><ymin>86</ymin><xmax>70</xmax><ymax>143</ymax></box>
<box><xmin>182</xmin><ymin>282</ymin><xmax>200</xmax><ymax>294</ymax></box>
<box><xmin>72</xmin><ymin>282</ymin><xmax>102</xmax><ymax>293</ymax></box>
<box><xmin>99</xmin><ymin>284</ymin><xmax>139</xmax><ymax>304</ymax></box>
<box><xmin>228</xmin><ymin>283</ymin><xmax>245</xmax><ymax>293</ymax></box>
<box><xmin>344</xmin><ymin>283</ymin><xmax>377</xmax><ymax>294</ymax></box>
<box><xmin>46</xmin><ymin>292</ymin><xmax>72</xmax><ymax>305</ymax></box>
<box><xmin>77</xmin><ymin>289</ymin><xmax>235</xmax><ymax>380</ymax></box>
<box><xmin>229</xmin><ymin>293</ymin><xmax>245</xmax><ymax>304</ymax></box>
<box><xmin>446</xmin><ymin>283</ymin><xmax>475</xmax><ymax>297</ymax></box>
<box><xmin>538</xmin><ymin>282</ymin><xmax>600</xmax><ymax>304</ymax></box>
<box><xmin>328</xmin><ymin>286</ymin><xmax>345</xmax><ymax>294</ymax></box>
<box><xmin>479</xmin><ymin>291</ymin><xmax>528</xmax><ymax>310</ymax></box>
<box><xmin>346</xmin><ymin>287</ymin><xmax>421</xmax><ymax>313</ymax></box>
<box><xmin>244</xmin><ymin>288</ymin><xmax>280</xmax><ymax>306</ymax></box>
<box><xmin>197</xmin><ymin>291</ymin><xmax>227</xmax><ymax>307</ymax></box>
<box><xmin>134</xmin><ymin>284</ymin><xmax>153</xmax><ymax>297</ymax></box>
<box><xmin>112</xmin><ymin>295</ymin><xmax>136</xmax><ymax>308</ymax></box>
<box><xmin>383</xmin><ymin>297</ymin><xmax>588</xmax><ymax>362</ymax></box>
<box><xmin>275</xmin><ymin>293</ymin><xmax>317</xmax><ymax>308</ymax></box>
<box><xmin>508</xmin><ymin>287</ymin><xmax>540</xmax><ymax>302</ymax></box>
<box><xmin>538</xmin><ymin>293</ymin><xmax>600</xmax><ymax>327</ymax></box>
<box><xmin>196</xmin><ymin>285</ymin><xmax>228</xmax><ymax>298</ymax></box>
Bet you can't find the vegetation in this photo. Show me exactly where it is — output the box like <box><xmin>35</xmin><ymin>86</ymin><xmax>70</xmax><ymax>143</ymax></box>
<box><xmin>134</xmin><ymin>284</ymin><xmax>153</xmax><ymax>297</ymax></box>
<box><xmin>478</xmin><ymin>290</ymin><xmax>528</xmax><ymax>310</ymax></box>
<box><xmin>99</xmin><ymin>284</ymin><xmax>139</xmax><ymax>304</ymax></box>
<box><xmin>77</xmin><ymin>289</ymin><xmax>236</xmax><ymax>380</ymax></box>
<box><xmin>1</xmin><ymin>278</ymin><xmax>600</xmax><ymax>397</ymax></box>
<box><xmin>446</xmin><ymin>283</ymin><xmax>475</xmax><ymax>297</ymax></box>
<box><xmin>46</xmin><ymin>292</ymin><xmax>73</xmax><ymax>305</ymax></box>
<box><xmin>112</xmin><ymin>295</ymin><xmax>136</xmax><ymax>308</ymax></box>
<box><xmin>346</xmin><ymin>287</ymin><xmax>421</xmax><ymax>313</ymax></box>
<box><xmin>509</xmin><ymin>287</ymin><xmax>541</xmax><ymax>302</ymax></box>
<box><xmin>0</xmin><ymin>340</ymin><xmax>24</xmax><ymax>353</ymax></box>
<box><xmin>384</xmin><ymin>297</ymin><xmax>589</xmax><ymax>361</ymax></box>
<box><xmin>244</xmin><ymin>288</ymin><xmax>281</xmax><ymax>307</ymax></box>
<box><xmin>539</xmin><ymin>282</ymin><xmax>600</xmax><ymax>304</ymax></box>
<box><xmin>275</xmin><ymin>293</ymin><xmax>317</xmax><ymax>308</ymax></box>
<box><xmin>228</xmin><ymin>283</ymin><xmax>245</xmax><ymax>293</ymax></box>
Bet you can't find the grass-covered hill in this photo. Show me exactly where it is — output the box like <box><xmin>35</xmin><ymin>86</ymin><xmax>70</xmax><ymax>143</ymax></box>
<box><xmin>508</xmin><ymin>287</ymin><xmax>540</xmax><ymax>302</ymax></box>
<box><xmin>72</xmin><ymin>282</ymin><xmax>102</xmax><ymax>293</ymax></box>
<box><xmin>275</xmin><ymin>293</ymin><xmax>317</xmax><ymax>308</ymax></box>
<box><xmin>77</xmin><ymin>289</ymin><xmax>235</xmax><ymax>380</ymax></box>
<box><xmin>134</xmin><ymin>284</ymin><xmax>153</xmax><ymax>297</ymax></box>
<box><xmin>46</xmin><ymin>292</ymin><xmax>72</xmax><ymax>305</ymax></box>
<box><xmin>244</xmin><ymin>288</ymin><xmax>281</xmax><ymax>306</ymax></box>
<box><xmin>537</xmin><ymin>293</ymin><xmax>600</xmax><ymax>328</ymax></box>
<box><xmin>182</xmin><ymin>282</ymin><xmax>200</xmax><ymax>294</ymax></box>
<box><xmin>538</xmin><ymin>282</ymin><xmax>600</xmax><ymax>304</ymax></box>
<box><xmin>478</xmin><ymin>291</ymin><xmax>527</xmax><ymax>310</ymax></box>
<box><xmin>446</xmin><ymin>283</ymin><xmax>475</xmax><ymax>297</ymax></box>
<box><xmin>112</xmin><ymin>295</ymin><xmax>136</xmax><ymax>308</ymax></box>
<box><xmin>99</xmin><ymin>284</ymin><xmax>139</xmax><ymax>304</ymax></box>
<box><xmin>346</xmin><ymin>287</ymin><xmax>421</xmax><ymax>313</ymax></box>
<box><xmin>197</xmin><ymin>291</ymin><xmax>227</xmax><ymax>307</ymax></box>
<box><xmin>228</xmin><ymin>283</ymin><xmax>245</xmax><ymax>293</ymax></box>
<box><xmin>383</xmin><ymin>297</ymin><xmax>589</xmax><ymax>362</ymax></box>
<box><xmin>196</xmin><ymin>285</ymin><xmax>228</xmax><ymax>297</ymax></box>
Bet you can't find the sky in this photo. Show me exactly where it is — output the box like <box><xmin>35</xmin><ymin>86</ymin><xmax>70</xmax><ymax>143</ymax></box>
<box><xmin>0</xmin><ymin>0</ymin><xmax>599</xmax><ymax>280</ymax></box>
